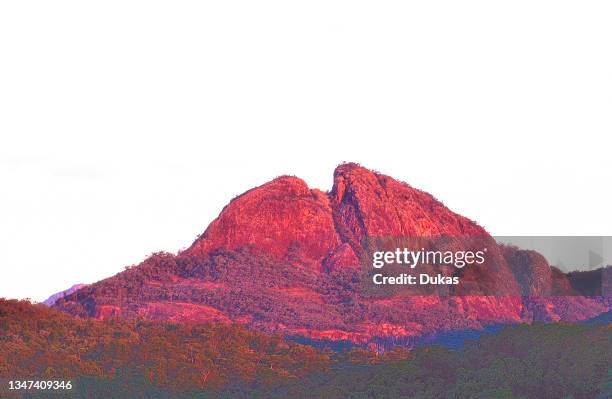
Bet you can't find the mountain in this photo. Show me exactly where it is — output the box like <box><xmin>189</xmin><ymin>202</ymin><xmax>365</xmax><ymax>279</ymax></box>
<box><xmin>42</xmin><ymin>283</ymin><xmax>87</xmax><ymax>306</ymax></box>
<box><xmin>54</xmin><ymin>163</ymin><xmax>611</xmax><ymax>348</ymax></box>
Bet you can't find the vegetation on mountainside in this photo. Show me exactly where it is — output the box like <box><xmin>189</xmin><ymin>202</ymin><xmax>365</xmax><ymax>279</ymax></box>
<box><xmin>1</xmin><ymin>299</ymin><xmax>611</xmax><ymax>399</ymax></box>
<box><xmin>0</xmin><ymin>299</ymin><xmax>332</xmax><ymax>392</ymax></box>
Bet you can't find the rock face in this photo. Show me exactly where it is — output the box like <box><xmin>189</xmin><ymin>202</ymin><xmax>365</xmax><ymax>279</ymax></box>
<box><xmin>54</xmin><ymin>163</ymin><xmax>611</xmax><ymax>348</ymax></box>
<box><xmin>186</xmin><ymin>176</ymin><xmax>341</xmax><ymax>268</ymax></box>
<box><xmin>322</xmin><ymin>243</ymin><xmax>360</xmax><ymax>272</ymax></box>
<box><xmin>187</xmin><ymin>164</ymin><xmax>487</xmax><ymax>263</ymax></box>
<box><xmin>330</xmin><ymin>164</ymin><xmax>485</xmax><ymax>241</ymax></box>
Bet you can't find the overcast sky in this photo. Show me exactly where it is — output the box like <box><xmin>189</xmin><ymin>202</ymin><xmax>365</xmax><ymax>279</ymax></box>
<box><xmin>1</xmin><ymin>1</ymin><xmax>611</xmax><ymax>301</ymax></box>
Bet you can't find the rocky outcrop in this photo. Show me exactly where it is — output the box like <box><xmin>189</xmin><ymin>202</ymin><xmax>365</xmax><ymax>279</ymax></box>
<box><xmin>186</xmin><ymin>176</ymin><xmax>341</xmax><ymax>269</ymax></box>
<box><xmin>54</xmin><ymin>163</ymin><xmax>611</xmax><ymax>348</ymax></box>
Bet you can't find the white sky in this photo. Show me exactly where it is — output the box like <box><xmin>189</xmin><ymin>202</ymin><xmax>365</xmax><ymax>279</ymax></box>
<box><xmin>1</xmin><ymin>1</ymin><xmax>611</xmax><ymax>301</ymax></box>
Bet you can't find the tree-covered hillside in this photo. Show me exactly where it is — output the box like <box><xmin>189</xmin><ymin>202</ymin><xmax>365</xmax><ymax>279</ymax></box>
<box><xmin>2</xmin><ymin>299</ymin><xmax>611</xmax><ymax>398</ymax></box>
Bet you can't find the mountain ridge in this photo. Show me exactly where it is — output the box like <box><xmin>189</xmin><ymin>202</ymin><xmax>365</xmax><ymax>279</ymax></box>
<box><xmin>42</xmin><ymin>283</ymin><xmax>87</xmax><ymax>306</ymax></box>
<box><xmin>54</xmin><ymin>163</ymin><xmax>612</xmax><ymax>348</ymax></box>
